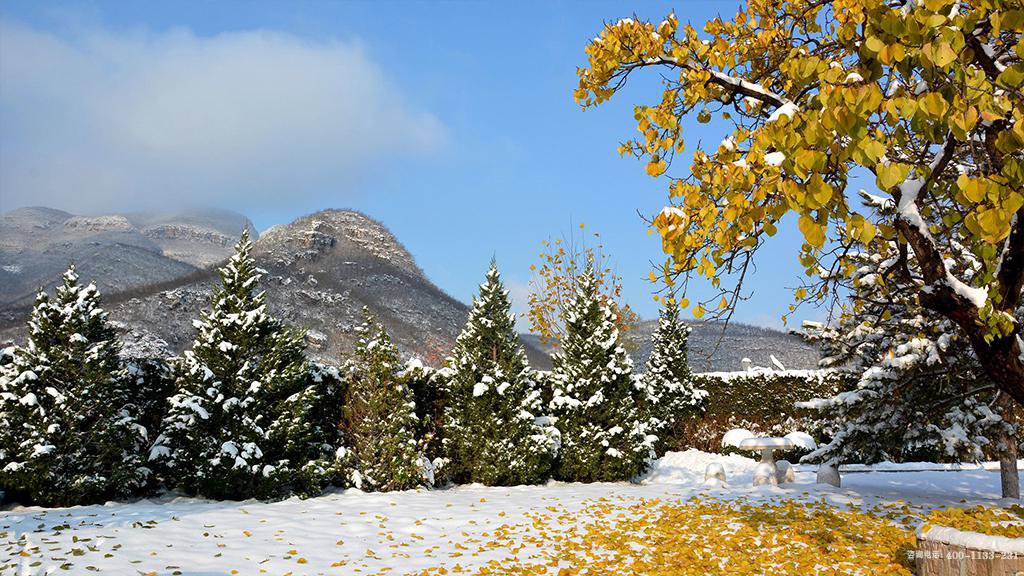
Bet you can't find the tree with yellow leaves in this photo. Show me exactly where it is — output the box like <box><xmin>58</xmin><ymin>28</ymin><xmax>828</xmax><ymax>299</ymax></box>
<box><xmin>575</xmin><ymin>2</ymin><xmax>1024</xmax><ymax>408</ymax></box>
<box><xmin>526</xmin><ymin>225</ymin><xmax>638</xmax><ymax>348</ymax></box>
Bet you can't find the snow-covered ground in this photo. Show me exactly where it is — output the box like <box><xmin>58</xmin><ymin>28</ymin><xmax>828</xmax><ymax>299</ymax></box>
<box><xmin>1</xmin><ymin>450</ymin><xmax>1019</xmax><ymax>575</ymax></box>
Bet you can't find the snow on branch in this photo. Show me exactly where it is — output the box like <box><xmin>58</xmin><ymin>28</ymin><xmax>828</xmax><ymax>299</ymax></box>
<box><xmin>641</xmin><ymin>56</ymin><xmax>791</xmax><ymax>110</ymax></box>
<box><xmin>893</xmin><ymin>134</ymin><xmax>988</xmax><ymax>308</ymax></box>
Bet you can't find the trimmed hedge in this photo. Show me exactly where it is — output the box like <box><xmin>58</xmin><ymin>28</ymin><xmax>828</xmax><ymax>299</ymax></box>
<box><xmin>664</xmin><ymin>368</ymin><xmax>845</xmax><ymax>454</ymax></box>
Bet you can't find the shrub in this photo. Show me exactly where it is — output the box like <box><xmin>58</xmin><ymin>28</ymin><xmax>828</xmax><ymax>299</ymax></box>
<box><xmin>664</xmin><ymin>368</ymin><xmax>844</xmax><ymax>455</ymax></box>
<box><xmin>639</xmin><ymin>299</ymin><xmax>707</xmax><ymax>455</ymax></box>
<box><xmin>549</xmin><ymin>264</ymin><xmax>654</xmax><ymax>482</ymax></box>
<box><xmin>152</xmin><ymin>232</ymin><xmax>343</xmax><ymax>500</ymax></box>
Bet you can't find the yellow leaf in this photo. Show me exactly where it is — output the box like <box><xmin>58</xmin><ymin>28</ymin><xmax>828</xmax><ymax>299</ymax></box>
<box><xmin>879</xmin><ymin>42</ymin><xmax>905</xmax><ymax>64</ymax></box>
<box><xmin>860</xmin><ymin>220</ymin><xmax>877</xmax><ymax>243</ymax></box>
<box><xmin>876</xmin><ymin>163</ymin><xmax>910</xmax><ymax>190</ymax></box>
<box><xmin>798</xmin><ymin>214</ymin><xmax>826</xmax><ymax>248</ymax></box>
<box><xmin>924</xmin><ymin>42</ymin><xmax>957</xmax><ymax>67</ymax></box>
<box><xmin>919</xmin><ymin>92</ymin><xmax>949</xmax><ymax>118</ymax></box>
<box><xmin>958</xmin><ymin>175</ymin><xmax>987</xmax><ymax>203</ymax></box>
<box><xmin>978</xmin><ymin>208</ymin><xmax>1008</xmax><ymax>237</ymax></box>
<box><xmin>692</xmin><ymin>305</ymin><xmax>706</xmax><ymax>318</ymax></box>
<box><xmin>864</xmin><ymin>36</ymin><xmax>884</xmax><ymax>54</ymax></box>
<box><xmin>646</xmin><ymin>158</ymin><xmax>667</xmax><ymax>176</ymax></box>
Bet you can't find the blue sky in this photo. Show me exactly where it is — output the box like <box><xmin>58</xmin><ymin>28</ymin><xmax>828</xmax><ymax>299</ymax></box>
<box><xmin>0</xmin><ymin>0</ymin><xmax>823</xmax><ymax>329</ymax></box>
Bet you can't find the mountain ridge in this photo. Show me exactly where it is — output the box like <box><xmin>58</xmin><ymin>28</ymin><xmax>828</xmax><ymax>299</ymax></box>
<box><xmin>0</xmin><ymin>206</ymin><xmax>820</xmax><ymax>371</ymax></box>
<box><xmin>0</xmin><ymin>206</ymin><xmax>256</xmax><ymax>312</ymax></box>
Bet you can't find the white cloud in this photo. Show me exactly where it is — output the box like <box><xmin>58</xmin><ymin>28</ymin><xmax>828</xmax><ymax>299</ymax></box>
<box><xmin>0</xmin><ymin>20</ymin><xmax>446</xmax><ymax>213</ymax></box>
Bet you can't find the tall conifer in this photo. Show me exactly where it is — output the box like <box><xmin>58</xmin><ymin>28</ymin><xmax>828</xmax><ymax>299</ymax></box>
<box><xmin>443</xmin><ymin>262</ymin><xmax>556</xmax><ymax>485</ymax></box>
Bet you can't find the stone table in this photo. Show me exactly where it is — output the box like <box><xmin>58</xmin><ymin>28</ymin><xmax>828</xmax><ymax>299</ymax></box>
<box><xmin>738</xmin><ymin>437</ymin><xmax>795</xmax><ymax>486</ymax></box>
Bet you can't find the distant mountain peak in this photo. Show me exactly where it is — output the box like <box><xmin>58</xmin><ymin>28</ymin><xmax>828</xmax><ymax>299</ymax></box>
<box><xmin>257</xmin><ymin>209</ymin><xmax>424</xmax><ymax>279</ymax></box>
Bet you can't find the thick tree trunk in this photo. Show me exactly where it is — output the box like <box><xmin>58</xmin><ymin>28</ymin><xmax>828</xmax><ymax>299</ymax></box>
<box><xmin>997</xmin><ymin>394</ymin><xmax>1020</xmax><ymax>500</ymax></box>
<box><xmin>968</xmin><ymin>331</ymin><xmax>1024</xmax><ymax>408</ymax></box>
<box><xmin>913</xmin><ymin>270</ymin><xmax>1024</xmax><ymax>408</ymax></box>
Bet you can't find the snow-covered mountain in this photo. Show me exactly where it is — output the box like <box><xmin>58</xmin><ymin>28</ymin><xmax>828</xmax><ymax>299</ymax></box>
<box><xmin>0</xmin><ymin>208</ymin><xmax>547</xmax><ymax>367</ymax></box>
<box><xmin>0</xmin><ymin>206</ymin><xmax>255</xmax><ymax>313</ymax></box>
<box><xmin>626</xmin><ymin>319</ymin><xmax>820</xmax><ymax>372</ymax></box>
<box><xmin>0</xmin><ymin>206</ymin><xmax>818</xmax><ymax>370</ymax></box>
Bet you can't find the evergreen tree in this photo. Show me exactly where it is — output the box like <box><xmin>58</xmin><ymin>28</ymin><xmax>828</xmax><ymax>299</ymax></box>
<box><xmin>0</xmin><ymin>266</ymin><xmax>148</xmax><ymax>506</ymax></box>
<box><xmin>800</xmin><ymin>246</ymin><xmax>1015</xmax><ymax>472</ymax></box>
<box><xmin>152</xmin><ymin>231</ymin><xmax>339</xmax><ymax>500</ymax></box>
<box><xmin>443</xmin><ymin>262</ymin><xmax>557</xmax><ymax>486</ymax></box>
<box><xmin>641</xmin><ymin>298</ymin><xmax>707</xmax><ymax>454</ymax></box>
<box><xmin>550</xmin><ymin>263</ymin><xmax>654</xmax><ymax>482</ymax></box>
<box><xmin>342</xmin><ymin>308</ymin><xmax>425</xmax><ymax>491</ymax></box>
<box><xmin>270</xmin><ymin>361</ymin><xmax>350</xmax><ymax>496</ymax></box>
<box><xmin>400</xmin><ymin>358</ymin><xmax>445</xmax><ymax>484</ymax></box>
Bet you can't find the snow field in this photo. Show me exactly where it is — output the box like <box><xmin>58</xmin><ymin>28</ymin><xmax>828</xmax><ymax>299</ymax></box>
<box><xmin>2</xmin><ymin>449</ymin><xmax>1019</xmax><ymax>575</ymax></box>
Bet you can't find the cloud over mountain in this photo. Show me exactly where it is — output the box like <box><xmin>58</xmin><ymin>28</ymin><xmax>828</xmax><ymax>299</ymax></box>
<box><xmin>0</xmin><ymin>20</ymin><xmax>446</xmax><ymax>212</ymax></box>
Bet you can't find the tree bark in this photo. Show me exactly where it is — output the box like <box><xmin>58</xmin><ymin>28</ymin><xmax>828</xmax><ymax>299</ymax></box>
<box><xmin>916</xmin><ymin>284</ymin><xmax>1024</xmax><ymax>407</ymax></box>
<box><xmin>966</xmin><ymin>330</ymin><xmax>1024</xmax><ymax>409</ymax></box>
<box><xmin>997</xmin><ymin>393</ymin><xmax>1020</xmax><ymax>500</ymax></box>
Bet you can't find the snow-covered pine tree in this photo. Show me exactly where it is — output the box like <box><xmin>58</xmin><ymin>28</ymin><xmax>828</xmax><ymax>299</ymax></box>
<box><xmin>342</xmin><ymin>308</ymin><xmax>425</xmax><ymax>491</ymax></box>
<box><xmin>0</xmin><ymin>266</ymin><xmax>149</xmax><ymax>506</ymax></box>
<box><xmin>550</xmin><ymin>263</ymin><xmax>655</xmax><ymax>482</ymax></box>
<box><xmin>641</xmin><ymin>297</ymin><xmax>707</xmax><ymax>454</ymax></box>
<box><xmin>443</xmin><ymin>262</ymin><xmax>556</xmax><ymax>486</ymax></box>
<box><xmin>799</xmin><ymin>243</ymin><xmax>1017</xmax><ymax>496</ymax></box>
<box><xmin>269</xmin><ymin>360</ymin><xmax>351</xmax><ymax>496</ymax></box>
<box><xmin>152</xmin><ymin>230</ymin><xmax>337</xmax><ymax>500</ymax></box>
<box><xmin>400</xmin><ymin>358</ymin><xmax>446</xmax><ymax>484</ymax></box>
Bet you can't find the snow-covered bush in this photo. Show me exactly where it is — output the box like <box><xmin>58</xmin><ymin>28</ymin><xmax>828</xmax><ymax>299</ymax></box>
<box><xmin>341</xmin><ymin>308</ymin><xmax>426</xmax><ymax>491</ymax></box>
<box><xmin>121</xmin><ymin>357</ymin><xmax>175</xmax><ymax>455</ymax></box>
<box><xmin>270</xmin><ymin>360</ymin><xmax>350</xmax><ymax>496</ymax></box>
<box><xmin>151</xmin><ymin>232</ymin><xmax>344</xmax><ymax>500</ymax></box>
<box><xmin>549</xmin><ymin>264</ymin><xmax>655</xmax><ymax>482</ymax></box>
<box><xmin>639</xmin><ymin>298</ymin><xmax>707</xmax><ymax>454</ymax></box>
<box><xmin>664</xmin><ymin>368</ymin><xmax>843</xmax><ymax>454</ymax></box>
<box><xmin>442</xmin><ymin>263</ymin><xmax>557</xmax><ymax>486</ymax></box>
<box><xmin>0</xmin><ymin>266</ymin><xmax>150</xmax><ymax>506</ymax></box>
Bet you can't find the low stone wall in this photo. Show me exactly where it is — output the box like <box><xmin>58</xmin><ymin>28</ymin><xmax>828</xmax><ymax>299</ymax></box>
<box><xmin>916</xmin><ymin>525</ymin><xmax>1024</xmax><ymax>576</ymax></box>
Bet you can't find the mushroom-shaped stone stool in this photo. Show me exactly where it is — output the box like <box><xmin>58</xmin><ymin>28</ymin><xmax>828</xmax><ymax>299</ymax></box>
<box><xmin>776</xmin><ymin>460</ymin><xmax>795</xmax><ymax>484</ymax></box>
<box><xmin>753</xmin><ymin>462</ymin><xmax>777</xmax><ymax>486</ymax></box>
<box><xmin>704</xmin><ymin>462</ymin><xmax>727</xmax><ymax>485</ymax></box>
<box><xmin>816</xmin><ymin>462</ymin><xmax>841</xmax><ymax>487</ymax></box>
<box><xmin>739</xmin><ymin>437</ymin><xmax>795</xmax><ymax>486</ymax></box>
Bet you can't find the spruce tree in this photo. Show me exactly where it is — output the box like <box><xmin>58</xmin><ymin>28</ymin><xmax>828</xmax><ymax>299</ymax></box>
<box><xmin>443</xmin><ymin>262</ymin><xmax>556</xmax><ymax>486</ymax></box>
<box><xmin>801</xmin><ymin>248</ymin><xmax>1014</xmax><ymax>469</ymax></box>
<box><xmin>550</xmin><ymin>263</ymin><xmax>654</xmax><ymax>482</ymax></box>
<box><xmin>0</xmin><ymin>266</ymin><xmax>148</xmax><ymax>506</ymax></box>
<box><xmin>152</xmin><ymin>231</ymin><xmax>337</xmax><ymax>500</ymax></box>
<box><xmin>342</xmin><ymin>308</ymin><xmax>424</xmax><ymax>491</ymax></box>
<box><xmin>641</xmin><ymin>298</ymin><xmax>707</xmax><ymax>454</ymax></box>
